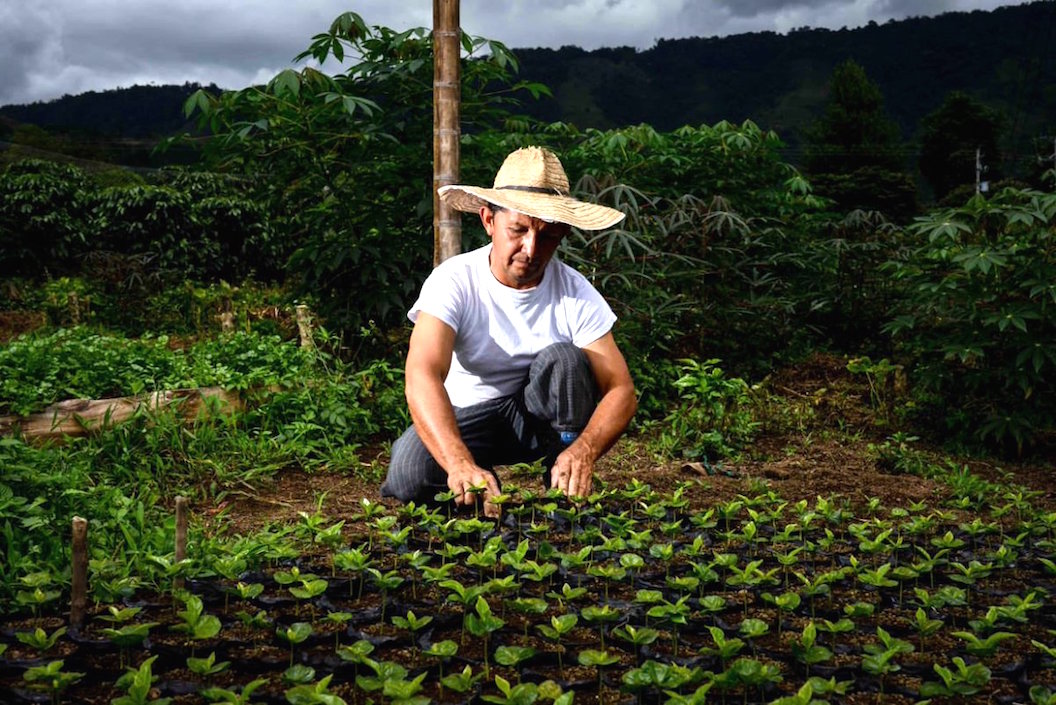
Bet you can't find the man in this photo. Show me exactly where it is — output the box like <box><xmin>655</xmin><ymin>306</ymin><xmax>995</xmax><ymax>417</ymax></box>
<box><xmin>381</xmin><ymin>146</ymin><xmax>636</xmax><ymax>517</ymax></box>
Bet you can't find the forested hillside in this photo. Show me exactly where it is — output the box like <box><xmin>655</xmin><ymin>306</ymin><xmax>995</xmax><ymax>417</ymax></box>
<box><xmin>1</xmin><ymin>2</ymin><xmax>1053</xmax><ymax>175</ymax></box>
<box><xmin>0</xmin><ymin>83</ymin><xmax>217</xmax><ymax>138</ymax></box>
<box><xmin>514</xmin><ymin>2</ymin><xmax>1056</xmax><ymax>166</ymax></box>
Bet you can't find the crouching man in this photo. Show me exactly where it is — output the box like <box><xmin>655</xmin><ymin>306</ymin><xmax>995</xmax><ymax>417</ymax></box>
<box><xmin>381</xmin><ymin>146</ymin><xmax>637</xmax><ymax>517</ymax></box>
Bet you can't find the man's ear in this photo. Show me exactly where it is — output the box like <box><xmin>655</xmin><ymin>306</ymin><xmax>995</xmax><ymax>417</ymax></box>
<box><xmin>479</xmin><ymin>206</ymin><xmax>496</xmax><ymax>237</ymax></box>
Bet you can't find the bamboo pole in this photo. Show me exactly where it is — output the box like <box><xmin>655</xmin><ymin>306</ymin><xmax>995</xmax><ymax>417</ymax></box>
<box><xmin>174</xmin><ymin>496</ymin><xmax>188</xmax><ymax>591</ymax></box>
<box><xmin>433</xmin><ymin>0</ymin><xmax>462</xmax><ymax>266</ymax></box>
<box><xmin>70</xmin><ymin>517</ymin><xmax>88</xmax><ymax>630</ymax></box>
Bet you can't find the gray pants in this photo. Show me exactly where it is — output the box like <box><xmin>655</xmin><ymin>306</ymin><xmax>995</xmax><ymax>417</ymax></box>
<box><xmin>381</xmin><ymin>343</ymin><xmax>598</xmax><ymax>504</ymax></box>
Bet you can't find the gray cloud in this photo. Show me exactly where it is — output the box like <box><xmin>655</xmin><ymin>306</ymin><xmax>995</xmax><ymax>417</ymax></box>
<box><xmin>0</xmin><ymin>0</ymin><xmax>1031</xmax><ymax>107</ymax></box>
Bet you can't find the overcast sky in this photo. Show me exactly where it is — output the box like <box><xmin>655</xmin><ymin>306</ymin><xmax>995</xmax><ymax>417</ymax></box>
<box><xmin>0</xmin><ymin>0</ymin><xmax>1032</xmax><ymax>108</ymax></box>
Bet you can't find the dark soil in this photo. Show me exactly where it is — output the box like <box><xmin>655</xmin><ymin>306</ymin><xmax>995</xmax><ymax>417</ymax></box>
<box><xmin>3</xmin><ymin>352</ymin><xmax>1054</xmax><ymax>705</ymax></box>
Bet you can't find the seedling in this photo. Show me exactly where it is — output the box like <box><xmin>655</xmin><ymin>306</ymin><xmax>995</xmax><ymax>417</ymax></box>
<box><xmin>761</xmin><ymin>590</ymin><xmax>801</xmax><ymax>636</ymax></box>
<box><xmin>538</xmin><ymin>613</ymin><xmax>578</xmax><ymax>676</ymax></box>
<box><xmin>15</xmin><ymin>572</ymin><xmax>62</xmax><ymax>617</ymax></box>
<box><xmin>768</xmin><ymin>682</ymin><xmax>821</xmax><ymax>705</ymax></box>
<box><xmin>100</xmin><ymin>622</ymin><xmax>157</xmax><ymax>668</ymax></box>
<box><xmin>790</xmin><ymin>621</ymin><xmax>833</xmax><ymax>674</ymax></box>
<box><xmin>558</xmin><ymin>545</ymin><xmax>594</xmax><ymax>572</ymax></box>
<box><xmin>232</xmin><ymin>581</ymin><xmax>264</xmax><ymax>601</ymax></box>
<box><xmin>441</xmin><ymin>578</ymin><xmax>487</xmax><ymax>641</ymax></box>
<box><xmin>323</xmin><ymin>611</ymin><xmax>353</xmax><ymax>648</ymax></box>
<box><xmin>861</xmin><ymin>648</ymin><xmax>901</xmax><ymax>699</ymax></box>
<box><xmin>441</xmin><ymin>664</ymin><xmax>483</xmax><ymax>695</ymax></box>
<box><xmin>391</xmin><ymin>609</ymin><xmax>433</xmax><ymax>636</ymax></box>
<box><xmin>507</xmin><ymin>597</ymin><xmax>548</xmax><ymax>636</ymax></box>
<box><xmin>578</xmin><ymin>648</ymin><xmax>620</xmax><ymax>698</ymax></box>
<box><xmin>494</xmin><ymin>645</ymin><xmax>538</xmax><ymax>680</ymax></box>
<box><xmin>277</xmin><ymin>621</ymin><xmax>313</xmax><ymax>667</ymax></box>
<box><xmin>171</xmin><ymin>593</ymin><xmax>222</xmax><ymax>656</ymax></box>
<box><xmin>22</xmin><ymin>659</ymin><xmax>84</xmax><ymax>705</ymax></box>
<box><xmin>805</xmin><ymin>675</ymin><xmax>852</xmax><ymax>699</ymax></box>
<box><xmin>422</xmin><ymin>639</ymin><xmax>458</xmax><ymax>691</ymax></box>
<box><xmin>699</xmin><ymin>594</ymin><xmax>727</xmax><ymax>623</ymax></box>
<box><xmin>856</xmin><ymin>562</ymin><xmax>897</xmax><ymax>590</ymax></box>
<box><xmin>545</xmin><ymin>582</ymin><xmax>587</xmax><ymax>608</ymax></box>
<box><xmin>465</xmin><ymin>596</ymin><xmax>505</xmax><ymax>674</ymax></box>
<box><xmin>482</xmin><ymin>674</ymin><xmax>539</xmax><ymax>705</ymax></box>
<box><xmin>580</xmin><ymin>603</ymin><xmax>621</xmax><ymax>648</ymax></box>
<box><xmin>282</xmin><ymin>664</ymin><xmax>316</xmax><ymax>685</ymax></box>
<box><xmin>698</xmin><ymin>626</ymin><xmax>745</xmax><ymax>670</ymax></box>
<box><xmin>333</xmin><ymin>546</ymin><xmax>372</xmax><ymax>597</ymax></box>
<box><xmin>235</xmin><ymin>610</ymin><xmax>270</xmax><ymax>629</ymax></box>
<box><xmin>864</xmin><ymin>626</ymin><xmax>914</xmax><ymax>658</ymax></box>
<box><xmin>919</xmin><ymin>656</ymin><xmax>992</xmax><ymax>698</ymax></box>
<box><xmin>336</xmin><ymin>638</ymin><xmax>376</xmax><ymax>685</ymax></box>
<box><xmin>111</xmin><ymin>656</ymin><xmax>168</xmax><ymax>705</ymax></box>
<box><xmin>200</xmin><ymin>678</ymin><xmax>268</xmax><ymax>705</ymax></box>
<box><xmin>713</xmin><ymin>657</ymin><xmax>782</xmax><ymax>702</ymax></box>
<box><xmin>646</xmin><ymin>596</ymin><xmax>691</xmax><ymax>655</ymax></box>
<box><xmin>287</xmin><ymin>673</ymin><xmax>348</xmax><ymax>705</ymax></box>
<box><xmin>365</xmin><ymin>567</ymin><xmax>404</xmax><ymax>621</ymax></box>
<box><xmin>1031</xmin><ymin>686</ymin><xmax>1056</xmax><ymax>705</ymax></box>
<box><xmin>186</xmin><ymin>651</ymin><xmax>231</xmax><ymax>677</ymax></box>
<box><xmin>612</xmin><ymin>623</ymin><xmax>660</xmax><ymax>664</ymax></box>
<box><xmin>950</xmin><ymin>629</ymin><xmax>1017</xmax><ymax>657</ymax></box>
<box><xmin>815</xmin><ymin>617</ymin><xmax>854</xmax><ymax>653</ymax></box>
<box><xmin>99</xmin><ymin>605</ymin><xmax>144</xmax><ymax>623</ymax></box>
<box><xmin>737</xmin><ymin>618</ymin><xmax>770</xmax><ymax>655</ymax></box>
<box><xmin>909</xmin><ymin>607</ymin><xmax>943</xmax><ymax>654</ymax></box>
<box><xmin>16</xmin><ymin>626</ymin><xmax>67</xmax><ymax>652</ymax></box>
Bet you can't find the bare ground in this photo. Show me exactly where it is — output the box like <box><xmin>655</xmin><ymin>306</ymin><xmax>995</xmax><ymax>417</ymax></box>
<box><xmin>210</xmin><ymin>352</ymin><xmax>1056</xmax><ymax>537</ymax></box>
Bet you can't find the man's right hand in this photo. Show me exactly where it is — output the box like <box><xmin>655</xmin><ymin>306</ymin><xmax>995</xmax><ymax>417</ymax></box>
<box><xmin>447</xmin><ymin>464</ymin><xmax>502</xmax><ymax>518</ymax></box>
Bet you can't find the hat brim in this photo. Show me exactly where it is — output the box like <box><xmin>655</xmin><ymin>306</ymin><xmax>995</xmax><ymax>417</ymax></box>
<box><xmin>438</xmin><ymin>185</ymin><xmax>626</xmax><ymax>231</ymax></box>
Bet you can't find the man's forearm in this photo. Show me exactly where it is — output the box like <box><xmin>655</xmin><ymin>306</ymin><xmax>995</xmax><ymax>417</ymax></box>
<box><xmin>405</xmin><ymin>372</ymin><xmax>476</xmax><ymax>476</ymax></box>
<box><xmin>573</xmin><ymin>384</ymin><xmax>637</xmax><ymax>461</ymax></box>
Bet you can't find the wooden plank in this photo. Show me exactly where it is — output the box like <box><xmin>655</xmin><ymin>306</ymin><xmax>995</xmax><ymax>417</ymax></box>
<box><xmin>0</xmin><ymin>386</ymin><xmax>243</xmax><ymax>441</ymax></box>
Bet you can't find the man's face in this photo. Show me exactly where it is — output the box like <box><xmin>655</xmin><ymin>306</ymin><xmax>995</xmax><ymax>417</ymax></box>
<box><xmin>481</xmin><ymin>206</ymin><xmax>570</xmax><ymax>289</ymax></box>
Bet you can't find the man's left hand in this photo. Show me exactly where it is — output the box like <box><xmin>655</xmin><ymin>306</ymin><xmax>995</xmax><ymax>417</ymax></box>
<box><xmin>550</xmin><ymin>443</ymin><xmax>595</xmax><ymax>499</ymax></box>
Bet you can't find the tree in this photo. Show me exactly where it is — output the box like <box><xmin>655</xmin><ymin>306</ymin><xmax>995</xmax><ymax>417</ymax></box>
<box><xmin>181</xmin><ymin>12</ymin><xmax>549</xmax><ymax>333</ymax></box>
<box><xmin>918</xmin><ymin>91</ymin><xmax>1003</xmax><ymax>201</ymax></box>
<box><xmin>804</xmin><ymin>60</ymin><xmax>914</xmax><ymax>217</ymax></box>
<box><xmin>805</xmin><ymin>60</ymin><xmax>904</xmax><ymax>175</ymax></box>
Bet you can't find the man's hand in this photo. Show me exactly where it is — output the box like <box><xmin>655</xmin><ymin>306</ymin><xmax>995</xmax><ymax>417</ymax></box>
<box><xmin>447</xmin><ymin>464</ymin><xmax>502</xmax><ymax>518</ymax></box>
<box><xmin>550</xmin><ymin>442</ymin><xmax>595</xmax><ymax>500</ymax></box>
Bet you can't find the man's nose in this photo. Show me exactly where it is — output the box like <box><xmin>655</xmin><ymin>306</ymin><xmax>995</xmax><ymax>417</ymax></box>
<box><xmin>522</xmin><ymin>229</ymin><xmax>538</xmax><ymax>259</ymax></box>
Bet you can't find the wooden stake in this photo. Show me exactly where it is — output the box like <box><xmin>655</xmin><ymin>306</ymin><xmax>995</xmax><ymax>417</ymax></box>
<box><xmin>219</xmin><ymin>298</ymin><xmax>235</xmax><ymax>331</ymax></box>
<box><xmin>295</xmin><ymin>304</ymin><xmax>315</xmax><ymax>350</ymax></box>
<box><xmin>70</xmin><ymin>516</ymin><xmax>88</xmax><ymax>630</ymax></box>
<box><xmin>433</xmin><ymin>0</ymin><xmax>462</xmax><ymax>266</ymax></box>
<box><xmin>174</xmin><ymin>496</ymin><xmax>188</xmax><ymax>591</ymax></box>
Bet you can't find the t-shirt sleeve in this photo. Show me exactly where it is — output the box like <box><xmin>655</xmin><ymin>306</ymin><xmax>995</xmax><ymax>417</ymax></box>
<box><xmin>569</xmin><ymin>270</ymin><xmax>617</xmax><ymax>348</ymax></box>
<box><xmin>407</xmin><ymin>262</ymin><xmax>464</xmax><ymax>333</ymax></box>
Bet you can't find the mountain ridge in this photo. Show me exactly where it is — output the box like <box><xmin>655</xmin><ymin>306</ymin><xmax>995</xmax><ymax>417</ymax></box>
<box><xmin>1</xmin><ymin>2</ymin><xmax>1053</xmax><ymax>173</ymax></box>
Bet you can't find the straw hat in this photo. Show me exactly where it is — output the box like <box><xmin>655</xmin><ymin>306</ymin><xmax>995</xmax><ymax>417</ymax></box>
<box><xmin>438</xmin><ymin>146</ymin><xmax>626</xmax><ymax>231</ymax></box>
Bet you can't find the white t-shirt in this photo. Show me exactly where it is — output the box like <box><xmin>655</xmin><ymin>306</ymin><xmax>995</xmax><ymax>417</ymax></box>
<box><xmin>408</xmin><ymin>244</ymin><xmax>616</xmax><ymax>408</ymax></box>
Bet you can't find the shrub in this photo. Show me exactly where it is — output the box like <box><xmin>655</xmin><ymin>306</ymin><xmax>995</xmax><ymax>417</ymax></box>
<box><xmin>0</xmin><ymin>160</ymin><xmax>91</xmax><ymax>277</ymax></box>
<box><xmin>884</xmin><ymin>187</ymin><xmax>1056</xmax><ymax>453</ymax></box>
<box><xmin>655</xmin><ymin>358</ymin><xmax>760</xmax><ymax>460</ymax></box>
